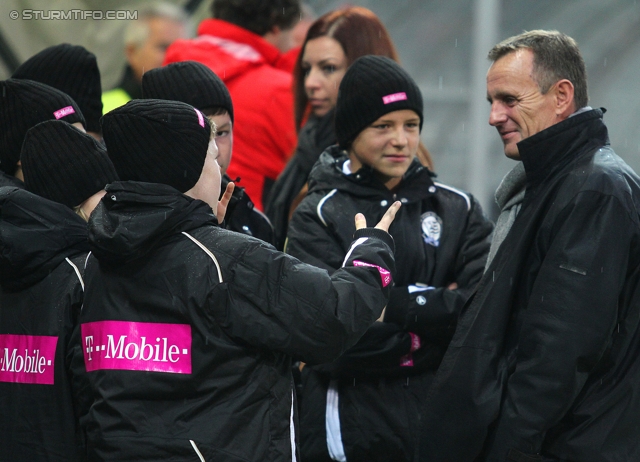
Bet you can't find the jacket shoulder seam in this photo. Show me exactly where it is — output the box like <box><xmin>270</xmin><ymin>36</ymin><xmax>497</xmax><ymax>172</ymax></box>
<box><xmin>317</xmin><ymin>189</ymin><xmax>338</xmax><ymax>226</ymax></box>
<box><xmin>181</xmin><ymin>231</ymin><xmax>224</xmax><ymax>283</ymax></box>
<box><xmin>433</xmin><ymin>182</ymin><xmax>471</xmax><ymax>211</ymax></box>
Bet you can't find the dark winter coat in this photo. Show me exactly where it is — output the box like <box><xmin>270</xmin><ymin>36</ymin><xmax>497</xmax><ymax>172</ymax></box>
<box><xmin>265</xmin><ymin>110</ymin><xmax>337</xmax><ymax>250</ymax></box>
<box><xmin>419</xmin><ymin>109</ymin><xmax>640</xmax><ymax>462</ymax></box>
<box><xmin>222</xmin><ymin>174</ymin><xmax>275</xmax><ymax>245</ymax></box>
<box><xmin>0</xmin><ymin>171</ymin><xmax>23</xmax><ymax>188</ymax></box>
<box><xmin>0</xmin><ymin>186</ymin><xmax>89</xmax><ymax>462</ymax></box>
<box><xmin>80</xmin><ymin>180</ymin><xmax>395</xmax><ymax>462</ymax></box>
<box><xmin>285</xmin><ymin>147</ymin><xmax>493</xmax><ymax>461</ymax></box>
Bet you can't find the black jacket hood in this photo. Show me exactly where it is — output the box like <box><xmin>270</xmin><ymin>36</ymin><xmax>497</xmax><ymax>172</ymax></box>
<box><xmin>88</xmin><ymin>181</ymin><xmax>218</xmax><ymax>265</ymax></box>
<box><xmin>308</xmin><ymin>145</ymin><xmax>436</xmax><ymax>202</ymax></box>
<box><xmin>0</xmin><ymin>186</ymin><xmax>89</xmax><ymax>291</ymax></box>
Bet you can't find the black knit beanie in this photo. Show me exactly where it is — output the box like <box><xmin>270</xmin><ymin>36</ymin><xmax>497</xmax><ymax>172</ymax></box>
<box><xmin>21</xmin><ymin>120</ymin><xmax>118</xmax><ymax>208</ymax></box>
<box><xmin>142</xmin><ymin>61</ymin><xmax>234</xmax><ymax>121</ymax></box>
<box><xmin>101</xmin><ymin>99</ymin><xmax>211</xmax><ymax>192</ymax></box>
<box><xmin>0</xmin><ymin>79</ymin><xmax>85</xmax><ymax>176</ymax></box>
<box><xmin>335</xmin><ymin>55</ymin><xmax>423</xmax><ymax>149</ymax></box>
<box><xmin>13</xmin><ymin>44</ymin><xmax>103</xmax><ymax>134</ymax></box>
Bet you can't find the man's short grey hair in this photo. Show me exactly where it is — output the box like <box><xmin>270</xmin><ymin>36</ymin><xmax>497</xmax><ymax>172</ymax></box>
<box><xmin>124</xmin><ymin>2</ymin><xmax>188</xmax><ymax>48</ymax></box>
<box><xmin>488</xmin><ymin>30</ymin><xmax>588</xmax><ymax>109</ymax></box>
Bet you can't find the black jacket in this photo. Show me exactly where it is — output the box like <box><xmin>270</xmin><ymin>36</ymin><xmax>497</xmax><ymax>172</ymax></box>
<box><xmin>0</xmin><ymin>187</ymin><xmax>89</xmax><ymax>461</ymax></box>
<box><xmin>0</xmin><ymin>171</ymin><xmax>24</xmax><ymax>188</ymax></box>
<box><xmin>419</xmin><ymin>109</ymin><xmax>640</xmax><ymax>461</ymax></box>
<box><xmin>265</xmin><ymin>110</ymin><xmax>336</xmax><ymax>249</ymax></box>
<box><xmin>80</xmin><ymin>180</ymin><xmax>395</xmax><ymax>462</ymax></box>
<box><xmin>222</xmin><ymin>173</ymin><xmax>275</xmax><ymax>245</ymax></box>
<box><xmin>285</xmin><ymin>147</ymin><xmax>493</xmax><ymax>461</ymax></box>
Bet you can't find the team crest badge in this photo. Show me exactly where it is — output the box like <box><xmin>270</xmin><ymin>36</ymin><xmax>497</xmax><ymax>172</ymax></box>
<box><xmin>421</xmin><ymin>212</ymin><xmax>442</xmax><ymax>247</ymax></box>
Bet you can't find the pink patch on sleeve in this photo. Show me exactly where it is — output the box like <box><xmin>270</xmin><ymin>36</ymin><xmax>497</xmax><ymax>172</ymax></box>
<box><xmin>352</xmin><ymin>260</ymin><xmax>392</xmax><ymax>287</ymax></box>
<box><xmin>0</xmin><ymin>334</ymin><xmax>58</xmax><ymax>385</ymax></box>
<box><xmin>195</xmin><ymin>108</ymin><xmax>205</xmax><ymax>128</ymax></box>
<box><xmin>382</xmin><ymin>92</ymin><xmax>407</xmax><ymax>105</ymax></box>
<box><xmin>53</xmin><ymin>106</ymin><xmax>75</xmax><ymax>119</ymax></box>
<box><xmin>399</xmin><ymin>333</ymin><xmax>422</xmax><ymax>367</ymax></box>
<box><xmin>82</xmin><ymin>321</ymin><xmax>192</xmax><ymax>374</ymax></box>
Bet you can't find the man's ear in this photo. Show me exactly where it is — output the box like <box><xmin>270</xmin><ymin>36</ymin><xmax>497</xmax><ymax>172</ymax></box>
<box><xmin>554</xmin><ymin>79</ymin><xmax>575</xmax><ymax>117</ymax></box>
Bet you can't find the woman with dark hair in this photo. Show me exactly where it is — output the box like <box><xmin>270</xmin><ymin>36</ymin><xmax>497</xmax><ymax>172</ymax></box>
<box><xmin>265</xmin><ymin>6</ymin><xmax>432</xmax><ymax>249</ymax></box>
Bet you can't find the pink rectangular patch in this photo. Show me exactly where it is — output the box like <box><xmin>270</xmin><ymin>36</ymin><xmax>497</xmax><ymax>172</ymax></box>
<box><xmin>400</xmin><ymin>333</ymin><xmax>421</xmax><ymax>367</ymax></box>
<box><xmin>353</xmin><ymin>260</ymin><xmax>392</xmax><ymax>287</ymax></box>
<box><xmin>53</xmin><ymin>106</ymin><xmax>75</xmax><ymax>119</ymax></box>
<box><xmin>382</xmin><ymin>92</ymin><xmax>407</xmax><ymax>105</ymax></box>
<box><xmin>195</xmin><ymin>108</ymin><xmax>205</xmax><ymax>128</ymax></box>
<box><xmin>0</xmin><ymin>334</ymin><xmax>58</xmax><ymax>385</ymax></box>
<box><xmin>82</xmin><ymin>321</ymin><xmax>192</xmax><ymax>374</ymax></box>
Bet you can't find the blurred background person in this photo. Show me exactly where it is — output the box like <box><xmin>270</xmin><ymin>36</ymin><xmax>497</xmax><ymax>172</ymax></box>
<box><xmin>265</xmin><ymin>6</ymin><xmax>433</xmax><ymax>249</ymax></box>
<box><xmin>165</xmin><ymin>0</ymin><xmax>301</xmax><ymax>212</ymax></box>
<box><xmin>102</xmin><ymin>2</ymin><xmax>188</xmax><ymax>114</ymax></box>
<box><xmin>0</xmin><ymin>119</ymin><xmax>118</xmax><ymax>461</ymax></box>
<box><xmin>286</xmin><ymin>56</ymin><xmax>492</xmax><ymax>462</ymax></box>
<box><xmin>142</xmin><ymin>60</ymin><xmax>275</xmax><ymax>244</ymax></box>
<box><xmin>12</xmin><ymin>43</ymin><xmax>104</xmax><ymax>142</ymax></box>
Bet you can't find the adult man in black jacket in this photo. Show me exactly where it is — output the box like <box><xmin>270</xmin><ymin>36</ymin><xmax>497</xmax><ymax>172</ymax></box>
<box><xmin>80</xmin><ymin>99</ymin><xmax>399</xmax><ymax>461</ymax></box>
<box><xmin>419</xmin><ymin>30</ymin><xmax>640</xmax><ymax>461</ymax></box>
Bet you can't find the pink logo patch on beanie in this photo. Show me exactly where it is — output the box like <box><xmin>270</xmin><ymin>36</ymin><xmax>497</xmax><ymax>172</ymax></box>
<box><xmin>195</xmin><ymin>108</ymin><xmax>205</xmax><ymax>128</ymax></box>
<box><xmin>53</xmin><ymin>106</ymin><xmax>75</xmax><ymax>119</ymax></box>
<box><xmin>382</xmin><ymin>92</ymin><xmax>407</xmax><ymax>105</ymax></box>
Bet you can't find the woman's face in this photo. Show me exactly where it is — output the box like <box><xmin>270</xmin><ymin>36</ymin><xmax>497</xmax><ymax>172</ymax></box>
<box><xmin>349</xmin><ymin>110</ymin><xmax>421</xmax><ymax>190</ymax></box>
<box><xmin>302</xmin><ymin>36</ymin><xmax>348</xmax><ymax>117</ymax></box>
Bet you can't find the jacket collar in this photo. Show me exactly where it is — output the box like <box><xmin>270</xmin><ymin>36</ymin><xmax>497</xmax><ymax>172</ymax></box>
<box><xmin>197</xmin><ymin>19</ymin><xmax>282</xmax><ymax>66</ymax></box>
<box><xmin>518</xmin><ymin>108</ymin><xmax>609</xmax><ymax>187</ymax></box>
<box><xmin>309</xmin><ymin>145</ymin><xmax>436</xmax><ymax>202</ymax></box>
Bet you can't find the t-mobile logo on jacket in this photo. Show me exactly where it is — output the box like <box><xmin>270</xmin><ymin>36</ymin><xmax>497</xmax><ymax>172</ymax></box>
<box><xmin>0</xmin><ymin>334</ymin><xmax>57</xmax><ymax>385</ymax></box>
<box><xmin>82</xmin><ymin>321</ymin><xmax>192</xmax><ymax>374</ymax></box>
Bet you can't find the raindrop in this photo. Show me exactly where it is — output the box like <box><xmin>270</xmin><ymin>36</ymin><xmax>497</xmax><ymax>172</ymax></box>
<box><xmin>438</xmin><ymin>76</ymin><xmax>443</xmax><ymax>91</ymax></box>
<box><xmin>462</xmin><ymin>123</ymin><xmax>465</xmax><ymax>132</ymax></box>
<box><xmin>455</xmin><ymin>38</ymin><xmax>458</xmax><ymax>48</ymax></box>
<box><xmin>603</xmin><ymin>58</ymin><xmax>607</xmax><ymax>67</ymax></box>
<box><xmin>510</xmin><ymin>277</ymin><xmax>513</xmax><ymax>286</ymax></box>
<box><xmin>492</xmin><ymin>271</ymin><xmax>495</xmax><ymax>282</ymax></box>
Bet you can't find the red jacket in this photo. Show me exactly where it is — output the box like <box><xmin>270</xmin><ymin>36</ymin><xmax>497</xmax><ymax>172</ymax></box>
<box><xmin>165</xmin><ymin>19</ymin><xmax>297</xmax><ymax>211</ymax></box>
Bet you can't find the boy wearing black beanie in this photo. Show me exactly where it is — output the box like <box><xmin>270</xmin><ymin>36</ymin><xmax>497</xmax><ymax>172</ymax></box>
<box><xmin>79</xmin><ymin>98</ymin><xmax>400</xmax><ymax>461</ymax></box>
<box><xmin>0</xmin><ymin>79</ymin><xmax>85</xmax><ymax>188</ymax></box>
<box><xmin>13</xmin><ymin>44</ymin><xmax>104</xmax><ymax>141</ymax></box>
<box><xmin>286</xmin><ymin>55</ymin><xmax>494</xmax><ymax>462</ymax></box>
<box><xmin>142</xmin><ymin>61</ymin><xmax>275</xmax><ymax>244</ymax></box>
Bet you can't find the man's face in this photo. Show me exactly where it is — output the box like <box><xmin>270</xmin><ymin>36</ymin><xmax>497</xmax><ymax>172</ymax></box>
<box><xmin>486</xmin><ymin>48</ymin><xmax>559</xmax><ymax>159</ymax></box>
<box><xmin>207</xmin><ymin>113</ymin><xmax>233</xmax><ymax>177</ymax></box>
<box><xmin>127</xmin><ymin>17</ymin><xmax>186</xmax><ymax>82</ymax></box>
